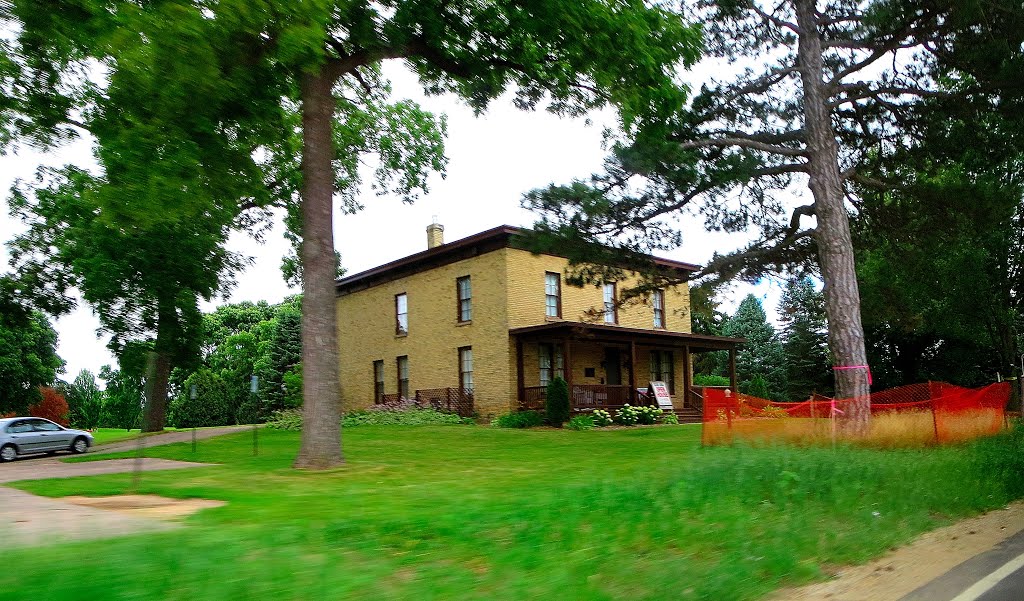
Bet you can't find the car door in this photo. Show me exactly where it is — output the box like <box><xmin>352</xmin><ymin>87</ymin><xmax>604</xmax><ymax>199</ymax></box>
<box><xmin>29</xmin><ymin>419</ymin><xmax>69</xmax><ymax>451</ymax></box>
<box><xmin>6</xmin><ymin>420</ymin><xmax>43</xmax><ymax>453</ymax></box>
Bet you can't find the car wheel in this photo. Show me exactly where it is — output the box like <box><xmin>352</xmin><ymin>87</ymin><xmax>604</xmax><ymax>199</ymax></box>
<box><xmin>0</xmin><ymin>444</ymin><xmax>17</xmax><ymax>462</ymax></box>
<box><xmin>71</xmin><ymin>437</ymin><xmax>89</xmax><ymax>454</ymax></box>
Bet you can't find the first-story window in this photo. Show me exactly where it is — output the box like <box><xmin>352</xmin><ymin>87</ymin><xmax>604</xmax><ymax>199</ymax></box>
<box><xmin>649</xmin><ymin>350</ymin><xmax>675</xmax><ymax>394</ymax></box>
<box><xmin>395</xmin><ymin>293</ymin><xmax>408</xmax><ymax>335</ymax></box>
<box><xmin>373</xmin><ymin>360</ymin><xmax>385</xmax><ymax>403</ymax></box>
<box><xmin>459</xmin><ymin>346</ymin><xmax>474</xmax><ymax>392</ymax></box>
<box><xmin>397</xmin><ymin>355</ymin><xmax>410</xmax><ymax>399</ymax></box>
<box><xmin>603</xmin><ymin>282</ymin><xmax>618</xmax><ymax>324</ymax></box>
<box><xmin>539</xmin><ymin>343</ymin><xmax>565</xmax><ymax>387</ymax></box>
<box><xmin>653</xmin><ymin>289</ymin><xmax>666</xmax><ymax>328</ymax></box>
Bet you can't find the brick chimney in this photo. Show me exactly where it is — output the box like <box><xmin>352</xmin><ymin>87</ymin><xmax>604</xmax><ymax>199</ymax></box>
<box><xmin>426</xmin><ymin>218</ymin><xmax>444</xmax><ymax>249</ymax></box>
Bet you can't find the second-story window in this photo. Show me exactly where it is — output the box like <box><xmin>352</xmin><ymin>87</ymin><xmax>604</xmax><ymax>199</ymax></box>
<box><xmin>457</xmin><ymin>276</ymin><xmax>472</xmax><ymax>322</ymax></box>
<box><xmin>395</xmin><ymin>293</ymin><xmax>408</xmax><ymax>335</ymax></box>
<box><xmin>373</xmin><ymin>360</ymin><xmax>385</xmax><ymax>403</ymax></box>
<box><xmin>653</xmin><ymin>289</ymin><xmax>666</xmax><ymax>328</ymax></box>
<box><xmin>545</xmin><ymin>272</ymin><xmax>562</xmax><ymax>318</ymax></box>
<box><xmin>603</xmin><ymin>282</ymin><xmax>618</xmax><ymax>324</ymax></box>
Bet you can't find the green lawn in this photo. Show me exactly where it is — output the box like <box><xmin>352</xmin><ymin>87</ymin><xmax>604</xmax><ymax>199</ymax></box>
<box><xmin>88</xmin><ymin>427</ymin><xmax>188</xmax><ymax>446</ymax></box>
<box><xmin>6</xmin><ymin>424</ymin><xmax>1022</xmax><ymax>601</ymax></box>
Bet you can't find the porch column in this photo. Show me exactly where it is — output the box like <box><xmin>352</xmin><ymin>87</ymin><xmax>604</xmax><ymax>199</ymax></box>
<box><xmin>628</xmin><ymin>340</ymin><xmax>637</xmax><ymax>401</ymax></box>
<box><xmin>516</xmin><ymin>336</ymin><xmax>525</xmax><ymax>407</ymax></box>
<box><xmin>563</xmin><ymin>338</ymin><xmax>573</xmax><ymax>387</ymax></box>
<box><xmin>682</xmin><ymin>345</ymin><xmax>692</xmax><ymax>408</ymax></box>
<box><xmin>728</xmin><ymin>346</ymin><xmax>738</xmax><ymax>392</ymax></box>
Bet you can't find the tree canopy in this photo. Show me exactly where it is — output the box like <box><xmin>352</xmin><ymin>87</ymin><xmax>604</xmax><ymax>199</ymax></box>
<box><xmin>0</xmin><ymin>307</ymin><xmax>64</xmax><ymax>413</ymax></box>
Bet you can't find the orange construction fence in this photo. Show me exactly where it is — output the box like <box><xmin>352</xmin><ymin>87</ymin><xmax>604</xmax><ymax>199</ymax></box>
<box><xmin>702</xmin><ymin>381</ymin><xmax>1010</xmax><ymax>447</ymax></box>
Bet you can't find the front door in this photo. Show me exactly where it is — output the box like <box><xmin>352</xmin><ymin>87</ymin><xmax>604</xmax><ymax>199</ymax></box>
<box><xmin>604</xmin><ymin>348</ymin><xmax>622</xmax><ymax>386</ymax></box>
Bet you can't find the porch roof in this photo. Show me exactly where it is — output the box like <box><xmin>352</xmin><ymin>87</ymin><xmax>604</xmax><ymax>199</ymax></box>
<box><xmin>509</xmin><ymin>322</ymin><xmax>743</xmax><ymax>352</ymax></box>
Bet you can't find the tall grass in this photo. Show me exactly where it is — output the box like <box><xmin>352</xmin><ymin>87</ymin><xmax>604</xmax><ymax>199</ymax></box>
<box><xmin>704</xmin><ymin>410</ymin><xmax>1007</xmax><ymax>448</ymax></box>
<box><xmin>4</xmin><ymin>423</ymin><xmax>1022</xmax><ymax>600</ymax></box>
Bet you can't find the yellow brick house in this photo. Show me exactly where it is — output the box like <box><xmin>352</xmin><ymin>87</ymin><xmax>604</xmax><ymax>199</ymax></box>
<box><xmin>336</xmin><ymin>224</ymin><xmax>741</xmax><ymax>419</ymax></box>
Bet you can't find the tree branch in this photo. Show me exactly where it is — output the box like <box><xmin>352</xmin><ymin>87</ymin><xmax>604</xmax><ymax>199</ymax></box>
<box><xmin>677</xmin><ymin>136</ymin><xmax>807</xmax><ymax>157</ymax></box>
<box><xmin>751</xmin><ymin>4</ymin><xmax>801</xmax><ymax>34</ymax></box>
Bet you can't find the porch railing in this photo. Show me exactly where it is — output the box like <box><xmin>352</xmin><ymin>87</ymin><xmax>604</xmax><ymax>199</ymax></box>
<box><xmin>519</xmin><ymin>384</ymin><xmax>656</xmax><ymax>412</ymax></box>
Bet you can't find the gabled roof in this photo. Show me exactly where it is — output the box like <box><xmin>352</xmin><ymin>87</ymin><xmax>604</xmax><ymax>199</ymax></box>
<box><xmin>336</xmin><ymin>225</ymin><xmax>701</xmax><ymax>295</ymax></box>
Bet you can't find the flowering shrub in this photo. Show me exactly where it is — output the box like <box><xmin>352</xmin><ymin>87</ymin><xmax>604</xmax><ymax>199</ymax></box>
<box><xmin>635</xmin><ymin>405</ymin><xmax>663</xmax><ymax>425</ymax></box>
<box><xmin>566</xmin><ymin>415</ymin><xmax>594</xmax><ymax>431</ymax></box>
<box><xmin>662</xmin><ymin>412</ymin><xmax>679</xmax><ymax>425</ymax></box>
<box><xmin>616</xmin><ymin>404</ymin><xmax>640</xmax><ymax>426</ymax></box>
<box><xmin>592</xmin><ymin>409</ymin><xmax>613</xmax><ymax>427</ymax></box>
<box><xmin>761</xmin><ymin>405</ymin><xmax>789</xmax><ymax>419</ymax></box>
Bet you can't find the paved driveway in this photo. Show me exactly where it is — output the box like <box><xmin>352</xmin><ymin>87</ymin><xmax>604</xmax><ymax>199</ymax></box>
<box><xmin>0</xmin><ymin>426</ymin><xmax>247</xmax><ymax>546</ymax></box>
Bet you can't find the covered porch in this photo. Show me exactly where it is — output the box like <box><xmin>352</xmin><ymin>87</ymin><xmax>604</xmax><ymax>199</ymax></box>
<box><xmin>510</xmin><ymin>322</ymin><xmax>742</xmax><ymax>419</ymax></box>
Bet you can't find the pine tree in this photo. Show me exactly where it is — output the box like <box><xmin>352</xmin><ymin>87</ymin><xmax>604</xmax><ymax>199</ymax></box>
<box><xmin>779</xmin><ymin>277</ymin><xmax>831</xmax><ymax>401</ymax></box>
<box><xmin>722</xmin><ymin>294</ymin><xmax>787</xmax><ymax>401</ymax></box>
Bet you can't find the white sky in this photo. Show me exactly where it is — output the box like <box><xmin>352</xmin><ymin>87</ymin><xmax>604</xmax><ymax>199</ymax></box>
<box><xmin>0</xmin><ymin>61</ymin><xmax>783</xmax><ymax>382</ymax></box>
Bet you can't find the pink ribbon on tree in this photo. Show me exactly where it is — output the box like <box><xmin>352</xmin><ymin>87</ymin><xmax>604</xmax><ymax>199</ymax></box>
<box><xmin>832</xmin><ymin>364</ymin><xmax>872</xmax><ymax>385</ymax></box>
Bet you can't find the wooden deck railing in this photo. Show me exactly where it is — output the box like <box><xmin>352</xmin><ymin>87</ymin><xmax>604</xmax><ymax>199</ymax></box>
<box><xmin>415</xmin><ymin>387</ymin><xmax>475</xmax><ymax>417</ymax></box>
<box><xmin>519</xmin><ymin>384</ymin><xmax>657</xmax><ymax>412</ymax></box>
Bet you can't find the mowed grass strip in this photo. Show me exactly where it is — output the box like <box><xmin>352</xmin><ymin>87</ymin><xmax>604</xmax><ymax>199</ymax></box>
<box><xmin>6</xmin><ymin>423</ymin><xmax>1023</xmax><ymax>601</ymax></box>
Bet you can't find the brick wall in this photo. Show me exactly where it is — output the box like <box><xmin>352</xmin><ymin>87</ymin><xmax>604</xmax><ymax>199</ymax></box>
<box><xmin>336</xmin><ymin>248</ymin><xmax>513</xmax><ymax>418</ymax></box>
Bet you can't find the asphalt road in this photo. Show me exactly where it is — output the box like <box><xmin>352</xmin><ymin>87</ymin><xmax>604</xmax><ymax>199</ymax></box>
<box><xmin>901</xmin><ymin>529</ymin><xmax>1024</xmax><ymax>601</ymax></box>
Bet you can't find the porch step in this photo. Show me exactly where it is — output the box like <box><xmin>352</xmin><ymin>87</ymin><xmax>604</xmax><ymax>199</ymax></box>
<box><xmin>671</xmin><ymin>408</ymin><xmax>703</xmax><ymax>424</ymax></box>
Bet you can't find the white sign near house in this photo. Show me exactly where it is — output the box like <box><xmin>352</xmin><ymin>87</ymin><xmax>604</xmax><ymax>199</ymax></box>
<box><xmin>648</xmin><ymin>381</ymin><xmax>673</xmax><ymax>410</ymax></box>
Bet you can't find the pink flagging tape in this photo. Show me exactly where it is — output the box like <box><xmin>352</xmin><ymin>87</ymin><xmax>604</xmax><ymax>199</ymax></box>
<box><xmin>833</xmin><ymin>364</ymin><xmax>873</xmax><ymax>385</ymax></box>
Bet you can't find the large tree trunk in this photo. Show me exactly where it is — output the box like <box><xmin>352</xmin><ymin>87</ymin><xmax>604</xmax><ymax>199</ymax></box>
<box><xmin>794</xmin><ymin>0</ymin><xmax>871</xmax><ymax>434</ymax></box>
<box><xmin>141</xmin><ymin>305</ymin><xmax>173</xmax><ymax>433</ymax></box>
<box><xmin>294</xmin><ymin>65</ymin><xmax>345</xmax><ymax>469</ymax></box>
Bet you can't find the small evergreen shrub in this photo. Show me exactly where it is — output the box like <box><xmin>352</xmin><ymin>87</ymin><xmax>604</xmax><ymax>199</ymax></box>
<box><xmin>742</xmin><ymin>374</ymin><xmax>771</xmax><ymax>399</ymax></box>
<box><xmin>635</xmin><ymin>405</ymin><xmax>663</xmax><ymax>425</ymax></box>
<box><xmin>566</xmin><ymin>415</ymin><xmax>594</xmax><ymax>431</ymax></box>
<box><xmin>662</xmin><ymin>412</ymin><xmax>679</xmax><ymax>425</ymax></box>
<box><xmin>592</xmin><ymin>409</ymin><xmax>613</xmax><ymax>427</ymax></box>
<box><xmin>266</xmin><ymin>408</ymin><xmax>303</xmax><ymax>431</ymax></box>
<box><xmin>616</xmin><ymin>404</ymin><xmax>640</xmax><ymax>426</ymax></box>
<box><xmin>693</xmin><ymin>374</ymin><xmax>730</xmax><ymax>387</ymax></box>
<box><xmin>491</xmin><ymin>411</ymin><xmax>545</xmax><ymax>428</ymax></box>
<box><xmin>545</xmin><ymin>377</ymin><xmax>570</xmax><ymax>427</ymax></box>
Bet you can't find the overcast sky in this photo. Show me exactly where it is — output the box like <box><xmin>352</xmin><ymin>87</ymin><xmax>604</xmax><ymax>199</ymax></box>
<box><xmin>0</xmin><ymin>61</ymin><xmax>783</xmax><ymax>382</ymax></box>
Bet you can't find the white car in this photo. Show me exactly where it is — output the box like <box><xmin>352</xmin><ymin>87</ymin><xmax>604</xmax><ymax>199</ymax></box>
<box><xmin>0</xmin><ymin>417</ymin><xmax>93</xmax><ymax>462</ymax></box>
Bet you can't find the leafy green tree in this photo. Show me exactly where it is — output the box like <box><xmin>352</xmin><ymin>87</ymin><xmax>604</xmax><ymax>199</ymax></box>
<box><xmin>169</xmin><ymin>369</ymin><xmax>235</xmax><ymax>428</ymax></box>
<box><xmin>98</xmin><ymin>364</ymin><xmax>143</xmax><ymax>430</ymax></box>
<box><xmin>8</xmin><ymin>167</ymin><xmax>245</xmax><ymax>431</ymax></box>
<box><xmin>65</xmin><ymin>369</ymin><xmax>103</xmax><ymax>429</ymax></box>
<box><xmin>5</xmin><ymin>0</ymin><xmax>698</xmax><ymax>467</ymax></box>
<box><xmin>854</xmin><ymin>104</ymin><xmax>1023</xmax><ymax>397</ymax></box>
<box><xmin>0</xmin><ymin>308</ymin><xmax>64</xmax><ymax>414</ymax></box>
<box><xmin>723</xmin><ymin>295</ymin><xmax>786</xmax><ymax>401</ymax></box>
<box><xmin>779</xmin><ymin>277</ymin><xmax>831</xmax><ymax>401</ymax></box>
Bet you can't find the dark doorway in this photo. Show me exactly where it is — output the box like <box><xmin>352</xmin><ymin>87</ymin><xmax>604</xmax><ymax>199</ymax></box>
<box><xmin>604</xmin><ymin>348</ymin><xmax>622</xmax><ymax>385</ymax></box>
